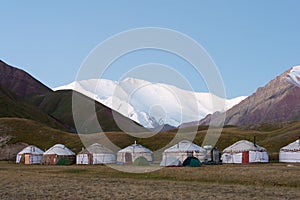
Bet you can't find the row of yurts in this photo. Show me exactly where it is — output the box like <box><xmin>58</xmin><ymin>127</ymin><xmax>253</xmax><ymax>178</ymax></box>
<box><xmin>15</xmin><ymin>139</ymin><xmax>300</xmax><ymax>165</ymax></box>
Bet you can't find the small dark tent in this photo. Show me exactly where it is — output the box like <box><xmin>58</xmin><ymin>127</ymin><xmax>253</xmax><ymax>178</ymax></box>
<box><xmin>133</xmin><ymin>156</ymin><xmax>149</xmax><ymax>166</ymax></box>
<box><xmin>183</xmin><ymin>156</ymin><xmax>202</xmax><ymax>167</ymax></box>
<box><xmin>56</xmin><ymin>157</ymin><xmax>71</xmax><ymax>165</ymax></box>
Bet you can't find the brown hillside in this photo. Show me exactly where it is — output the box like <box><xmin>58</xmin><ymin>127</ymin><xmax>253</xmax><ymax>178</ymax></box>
<box><xmin>0</xmin><ymin>60</ymin><xmax>52</xmax><ymax>97</ymax></box>
<box><xmin>200</xmin><ymin>68</ymin><xmax>300</xmax><ymax>126</ymax></box>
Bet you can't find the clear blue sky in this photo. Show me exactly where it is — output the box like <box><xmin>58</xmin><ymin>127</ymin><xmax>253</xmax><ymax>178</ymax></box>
<box><xmin>1</xmin><ymin>1</ymin><xmax>299</xmax><ymax>98</ymax></box>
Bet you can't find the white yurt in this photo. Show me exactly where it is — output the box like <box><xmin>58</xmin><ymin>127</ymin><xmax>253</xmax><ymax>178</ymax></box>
<box><xmin>117</xmin><ymin>142</ymin><xmax>153</xmax><ymax>164</ymax></box>
<box><xmin>160</xmin><ymin>156</ymin><xmax>181</xmax><ymax>167</ymax></box>
<box><xmin>42</xmin><ymin>144</ymin><xmax>75</xmax><ymax>165</ymax></box>
<box><xmin>161</xmin><ymin>140</ymin><xmax>206</xmax><ymax>163</ymax></box>
<box><xmin>16</xmin><ymin>145</ymin><xmax>44</xmax><ymax>164</ymax></box>
<box><xmin>221</xmin><ymin>140</ymin><xmax>269</xmax><ymax>164</ymax></box>
<box><xmin>76</xmin><ymin>143</ymin><xmax>116</xmax><ymax>165</ymax></box>
<box><xmin>279</xmin><ymin>139</ymin><xmax>300</xmax><ymax>163</ymax></box>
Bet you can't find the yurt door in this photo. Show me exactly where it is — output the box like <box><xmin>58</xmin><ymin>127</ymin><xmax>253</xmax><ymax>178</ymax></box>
<box><xmin>242</xmin><ymin>151</ymin><xmax>249</xmax><ymax>164</ymax></box>
<box><xmin>89</xmin><ymin>154</ymin><xmax>93</xmax><ymax>165</ymax></box>
<box><xmin>50</xmin><ymin>155</ymin><xmax>56</xmax><ymax>165</ymax></box>
<box><xmin>25</xmin><ymin>154</ymin><xmax>30</xmax><ymax>164</ymax></box>
<box><xmin>125</xmin><ymin>152</ymin><xmax>132</xmax><ymax>164</ymax></box>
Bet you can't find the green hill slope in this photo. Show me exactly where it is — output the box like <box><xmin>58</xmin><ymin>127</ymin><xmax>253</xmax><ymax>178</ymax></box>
<box><xmin>2</xmin><ymin>118</ymin><xmax>299</xmax><ymax>161</ymax></box>
<box><xmin>0</xmin><ymin>60</ymin><xmax>147</xmax><ymax>133</ymax></box>
<box><xmin>118</xmin><ymin>122</ymin><xmax>300</xmax><ymax>161</ymax></box>
<box><xmin>0</xmin><ymin>86</ymin><xmax>68</xmax><ymax>131</ymax></box>
<box><xmin>0</xmin><ymin>118</ymin><xmax>82</xmax><ymax>152</ymax></box>
<box><xmin>29</xmin><ymin>90</ymin><xmax>148</xmax><ymax>133</ymax></box>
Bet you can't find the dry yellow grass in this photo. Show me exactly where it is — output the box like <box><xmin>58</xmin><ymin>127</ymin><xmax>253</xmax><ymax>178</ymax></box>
<box><xmin>0</xmin><ymin>163</ymin><xmax>299</xmax><ymax>199</ymax></box>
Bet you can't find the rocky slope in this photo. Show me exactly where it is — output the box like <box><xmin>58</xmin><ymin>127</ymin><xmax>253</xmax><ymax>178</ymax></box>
<box><xmin>0</xmin><ymin>60</ymin><xmax>51</xmax><ymax>97</ymax></box>
<box><xmin>200</xmin><ymin>67</ymin><xmax>300</xmax><ymax>126</ymax></box>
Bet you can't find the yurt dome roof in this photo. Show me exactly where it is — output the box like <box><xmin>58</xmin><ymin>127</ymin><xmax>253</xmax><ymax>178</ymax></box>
<box><xmin>79</xmin><ymin>143</ymin><xmax>114</xmax><ymax>154</ymax></box>
<box><xmin>17</xmin><ymin>145</ymin><xmax>44</xmax><ymax>155</ymax></box>
<box><xmin>44</xmin><ymin>144</ymin><xmax>75</xmax><ymax>155</ymax></box>
<box><xmin>118</xmin><ymin>143</ymin><xmax>152</xmax><ymax>154</ymax></box>
<box><xmin>164</xmin><ymin>140</ymin><xmax>205</xmax><ymax>153</ymax></box>
<box><xmin>223</xmin><ymin>140</ymin><xmax>267</xmax><ymax>153</ymax></box>
<box><xmin>280</xmin><ymin>139</ymin><xmax>300</xmax><ymax>151</ymax></box>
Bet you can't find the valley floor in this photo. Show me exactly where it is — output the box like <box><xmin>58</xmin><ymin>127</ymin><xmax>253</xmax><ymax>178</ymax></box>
<box><xmin>0</xmin><ymin>163</ymin><xmax>299</xmax><ymax>199</ymax></box>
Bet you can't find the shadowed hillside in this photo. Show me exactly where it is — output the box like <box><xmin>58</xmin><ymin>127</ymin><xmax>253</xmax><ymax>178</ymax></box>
<box><xmin>0</xmin><ymin>60</ymin><xmax>51</xmax><ymax>97</ymax></box>
<box><xmin>0</xmin><ymin>60</ymin><xmax>147</xmax><ymax>133</ymax></box>
<box><xmin>0</xmin><ymin>60</ymin><xmax>70</xmax><ymax>131</ymax></box>
<box><xmin>0</xmin><ymin>85</ymin><xmax>67</xmax><ymax>131</ymax></box>
<box><xmin>29</xmin><ymin>90</ymin><xmax>148</xmax><ymax>133</ymax></box>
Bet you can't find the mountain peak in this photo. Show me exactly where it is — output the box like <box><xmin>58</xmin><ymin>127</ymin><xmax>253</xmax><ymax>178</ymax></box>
<box><xmin>0</xmin><ymin>61</ymin><xmax>52</xmax><ymax>97</ymax></box>
<box><xmin>286</xmin><ymin>65</ymin><xmax>300</xmax><ymax>88</ymax></box>
<box><xmin>54</xmin><ymin>77</ymin><xmax>246</xmax><ymax>129</ymax></box>
<box><xmin>200</xmin><ymin>66</ymin><xmax>300</xmax><ymax>126</ymax></box>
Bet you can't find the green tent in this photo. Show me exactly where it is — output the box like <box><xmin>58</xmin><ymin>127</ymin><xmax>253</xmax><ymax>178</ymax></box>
<box><xmin>183</xmin><ymin>156</ymin><xmax>202</xmax><ymax>167</ymax></box>
<box><xmin>56</xmin><ymin>157</ymin><xmax>71</xmax><ymax>165</ymax></box>
<box><xmin>133</xmin><ymin>156</ymin><xmax>150</xmax><ymax>166</ymax></box>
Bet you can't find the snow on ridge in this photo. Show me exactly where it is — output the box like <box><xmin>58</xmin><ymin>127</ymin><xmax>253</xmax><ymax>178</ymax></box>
<box><xmin>286</xmin><ymin>65</ymin><xmax>300</xmax><ymax>88</ymax></box>
<box><xmin>53</xmin><ymin>78</ymin><xmax>247</xmax><ymax>128</ymax></box>
<box><xmin>53</xmin><ymin>81</ymin><xmax>77</xmax><ymax>91</ymax></box>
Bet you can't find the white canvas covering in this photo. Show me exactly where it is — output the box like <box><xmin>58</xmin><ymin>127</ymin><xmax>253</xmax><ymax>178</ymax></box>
<box><xmin>44</xmin><ymin>144</ymin><xmax>75</xmax><ymax>156</ymax></box>
<box><xmin>162</xmin><ymin>140</ymin><xmax>206</xmax><ymax>163</ymax></box>
<box><xmin>117</xmin><ymin>143</ymin><xmax>153</xmax><ymax>164</ymax></box>
<box><xmin>279</xmin><ymin>139</ymin><xmax>300</xmax><ymax>163</ymax></box>
<box><xmin>16</xmin><ymin>145</ymin><xmax>44</xmax><ymax>164</ymax></box>
<box><xmin>160</xmin><ymin>156</ymin><xmax>181</xmax><ymax>167</ymax></box>
<box><xmin>76</xmin><ymin>143</ymin><xmax>116</xmax><ymax>164</ymax></box>
<box><xmin>221</xmin><ymin>140</ymin><xmax>269</xmax><ymax>163</ymax></box>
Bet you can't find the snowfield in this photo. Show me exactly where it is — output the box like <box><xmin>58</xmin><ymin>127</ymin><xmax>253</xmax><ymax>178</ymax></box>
<box><xmin>54</xmin><ymin>78</ymin><xmax>246</xmax><ymax>128</ymax></box>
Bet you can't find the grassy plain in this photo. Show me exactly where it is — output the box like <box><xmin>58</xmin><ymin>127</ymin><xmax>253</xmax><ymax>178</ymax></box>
<box><xmin>0</xmin><ymin>162</ymin><xmax>299</xmax><ymax>199</ymax></box>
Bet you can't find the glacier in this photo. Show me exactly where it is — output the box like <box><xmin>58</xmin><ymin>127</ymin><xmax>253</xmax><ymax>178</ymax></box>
<box><xmin>54</xmin><ymin>78</ymin><xmax>247</xmax><ymax>129</ymax></box>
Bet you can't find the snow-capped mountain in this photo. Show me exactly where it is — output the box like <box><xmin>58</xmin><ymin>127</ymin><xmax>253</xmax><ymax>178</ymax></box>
<box><xmin>54</xmin><ymin>78</ymin><xmax>246</xmax><ymax>128</ymax></box>
<box><xmin>200</xmin><ymin>66</ymin><xmax>300</xmax><ymax>126</ymax></box>
<box><xmin>286</xmin><ymin>65</ymin><xmax>300</xmax><ymax>88</ymax></box>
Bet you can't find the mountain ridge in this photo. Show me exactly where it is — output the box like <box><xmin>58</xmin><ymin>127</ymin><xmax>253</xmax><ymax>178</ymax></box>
<box><xmin>0</xmin><ymin>60</ymin><xmax>145</xmax><ymax>133</ymax></box>
<box><xmin>200</xmin><ymin>67</ymin><xmax>300</xmax><ymax>126</ymax></box>
<box><xmin>0</xmin><ymin>60</ymin><xmax>52</xmax><ymax>97</ymax></box>
<box><xmin>0</xmin><ymin>61</ymin><xmax>70</xmax><ymax>131</ymax></box>
<box><xmin>54</xmin><ymin>78</ymin><xmax>246</xmax><ymax>129</ymax></box>
<box><xmin>29</xmin><ymin>89</ymin><xmax>148</xmax><ymax>133</ymax></box>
